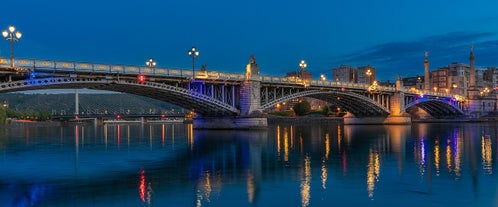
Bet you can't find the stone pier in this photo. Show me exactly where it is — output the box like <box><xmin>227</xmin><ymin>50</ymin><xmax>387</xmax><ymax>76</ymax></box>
<box><xmin>193</xmin><ymin>55</ymin><xmax>268</xmax><ymax>129</ymax></box>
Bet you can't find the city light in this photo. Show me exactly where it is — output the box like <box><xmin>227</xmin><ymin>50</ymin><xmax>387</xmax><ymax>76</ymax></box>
<box><xmin>146</xmin><ymin>58</ymin><xmax>156</xmax><ymax>74</ymax></box>
<box><xmin>137</xmin><ymin>73</ymin><xmax>146</xmax><ymax>83</ymax></box>
<box><xmin>187</xmin><ymin>46</ymin><xmax>199</xmax><ymax>78</ymax></box>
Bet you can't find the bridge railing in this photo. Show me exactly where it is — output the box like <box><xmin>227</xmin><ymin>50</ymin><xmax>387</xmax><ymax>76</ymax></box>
<box><xmin>0</xmin><ymin>57</ymin><xmax>249</xmax><ymax>81</ymax></box>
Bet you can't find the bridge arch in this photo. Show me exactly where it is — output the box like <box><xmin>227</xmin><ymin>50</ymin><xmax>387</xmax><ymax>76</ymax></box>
<box><xmin>404</xmin><ymin>98</ymin><xmax>464</xmax><ymax>118</ymax></box>
<box><xmin>260</xmin><ymin>90</ymin><xmax>390</xmax><ymax>117</ymax></box>
<box><xmin>0</xmin><ymin>77</ymin><xmax>239</xmax><ymax>116</ymax></box>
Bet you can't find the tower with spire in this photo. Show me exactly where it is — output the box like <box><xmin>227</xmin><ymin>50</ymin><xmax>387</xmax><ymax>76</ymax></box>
<box><xmin>467</xmin><ymin>45</ymin><xmax>479</xmax><ymax>99</ymax></box>
<box><xmin>423</xmin><ymin>51</ymin><xmax>430</xmax><ymax>92</ymax></box>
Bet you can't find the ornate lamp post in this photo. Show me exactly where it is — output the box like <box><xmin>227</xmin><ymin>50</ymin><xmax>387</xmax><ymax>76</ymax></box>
<box><xmin>320</xmin><ymin>74</ymin><xmax>326</xmax><ymax>81</ymax></box>
<box><xmin>187</xmin><ymin>46</ymin><xmax>199</xmax><ymax>78</ymax></box>
<box><xmin>2</xmin><ymin>25</ymin><xmax>22</xmax><ymax>68</ymax></box>
<box><xmin>146</xmin><ymin>57</ymin><xmax>156</xmax><ymax>74</ymax></box>
<box><xmin>299</xmin><ymin>59</ymin><xmax>307</xmax><ymax>86</ymax></box>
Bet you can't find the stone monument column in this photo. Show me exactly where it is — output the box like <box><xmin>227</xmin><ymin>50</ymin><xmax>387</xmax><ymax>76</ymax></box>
<box><xmin>240</xmin><ymin>55</ymin><xmax>262</xmax><ymax>117</ymax></box>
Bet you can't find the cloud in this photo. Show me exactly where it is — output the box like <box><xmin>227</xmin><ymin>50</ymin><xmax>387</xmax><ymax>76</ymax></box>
<box><xmin>333</xmin><ymin>32</ymin><xmax>498</xmax><ymax>81</ymax></box>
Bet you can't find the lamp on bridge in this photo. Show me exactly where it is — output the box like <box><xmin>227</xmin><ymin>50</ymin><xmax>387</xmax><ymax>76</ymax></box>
<box><xmin>298</xmin><ymin>59</ymin><xmax>307</xmax><ymax>84</ymax></box>
<box><xmin>320</xmin><ymin>74</ymin><xmax>326</xmax><ymax>81</ymax></box>
<box><xmin>2</xmin><ymin>25</ymin><xmax>22</xmax><ymax>68</ymax></box>
<box><xmin>146</xmin><ymin>58</ymin><xmax>156</xmax><ymax>74</ymax></box>
<box><xmin>187</xmin><ymin>46</ymin><xmax>199</xmax><ymax>79</ymax></box>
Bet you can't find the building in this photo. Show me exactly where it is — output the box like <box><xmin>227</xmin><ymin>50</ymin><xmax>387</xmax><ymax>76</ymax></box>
<box><xmin>285</xmin><ymin>69</ymin><xmax>312</xmax><ymax>81</ymax></box>
<box><xmin>430</xmin><ymin>67</ymin><xmax>450</xmax><ymax>94</ymax></box>
<box><xmin>332</xmin><ymin>65</ymin><xmax>356</xmax><ymax>83</ymax></box>
<box><xmin>402</xmin><ymin>75</ymin><xmax>423</xmax><ymax>91</ymax></box>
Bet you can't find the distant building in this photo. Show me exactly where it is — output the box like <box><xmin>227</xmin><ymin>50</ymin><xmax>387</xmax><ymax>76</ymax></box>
<box><xmin>332</xmin><ymin>65</ymin><xmax>356</xmax><ymax>83</ymax></box>
<box><xmin>285</xmin><ymin>69</ymin><xmax>312</xmax><ymax>81</ymax></box>
<box><xmin>431</xmin><ymin>68</ymin><xmax>450</xmax><ymax>93</ymax></box>
<box><xmin>402</xmin><ymin>75</ymin><xmax>423</xmax><ymax>90</ymax></box>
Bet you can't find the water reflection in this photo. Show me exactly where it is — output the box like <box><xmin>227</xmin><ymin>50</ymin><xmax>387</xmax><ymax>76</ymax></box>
<box><xmin>1</xmin><ymin>122</ymin><xmax>498</xmax><ymax>206</ymax></box>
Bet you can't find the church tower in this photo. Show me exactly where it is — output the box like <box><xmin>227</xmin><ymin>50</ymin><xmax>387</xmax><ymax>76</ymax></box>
<box><xmin>424</xmin><ymin>51</ymin><xmax>430</xmax><ymax>92</ymax></box>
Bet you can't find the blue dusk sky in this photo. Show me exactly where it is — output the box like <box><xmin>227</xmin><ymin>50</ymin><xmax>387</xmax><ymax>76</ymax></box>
<box><xmin>2</xmin><ymin>0</ymin><xmax>498</xmax><ymax>81</ymax></box>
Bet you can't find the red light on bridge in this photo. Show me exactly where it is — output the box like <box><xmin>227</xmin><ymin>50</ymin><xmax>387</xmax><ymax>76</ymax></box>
<box><xmin>116</xmin><ymin>114</ymin><xmax>121</xmax><ymax>120</ymax></box>
<box><xmin>161</xmin><ymin>114</ymin><xmax>166</xmax><ymax>119</ymax></box>
<box><xmin>75</xmin><ymin>115</ymin><xmax>79</xmax><ymax>120</ymax></box>
<box><xmin>137</xmin><ymin>73</ymin><xmax>146</xmax><ymax>83</ymax></box>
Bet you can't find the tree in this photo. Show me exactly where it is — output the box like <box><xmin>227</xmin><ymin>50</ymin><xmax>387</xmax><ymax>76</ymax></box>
<box><xmin>293</xmin><ymin>100</ymin><xmax>311</xmax><ymax>116</ymax></box>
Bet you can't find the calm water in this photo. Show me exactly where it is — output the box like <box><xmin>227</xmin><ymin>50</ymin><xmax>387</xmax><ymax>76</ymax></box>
<box><xmin>1</xmin><ymin>122</ymin><xmax>498</xmax><ymax>206</ymax></box>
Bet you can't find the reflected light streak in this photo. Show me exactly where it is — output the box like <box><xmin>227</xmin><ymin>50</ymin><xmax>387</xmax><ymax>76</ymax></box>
<box><xmin>481</xmin><ymin>135</ymin><xmax>493</xmax><ymax>174</ymax></box>
<box><xmin>187</xmin><ymin>124</ymin><xmax>194</xmax><ymax>151</ymax></box>
<box><xmin>434</xmin><ymin>139</ymin><xmax>440</xmax><ymax>176</ymax></box>
<box><xmin>325</xmin><ymin>133</ymin><xmax>330</xmax><ymax>160</ymax></box>
<box><xmin>301</xmin><ymin>155</ymin><xmax>311</xmax><ymax>207</ymax></box>
<box><xmin>455</xmin><ymin>131</ymin><xmax>462</xmax><ymax>178</ymax></box>
<box><xmin>81</xmin><ymin>126</ymin><xmax>85</xmax><ymax>146</ymax></box>
<box><xmin>321</xmin><ymin>159</ymin><xmax>327</xmax><ymax>189</ymax></box>
<box><xmin>367</xmin><ymin>149</ymin><xmax>380</xmax><ymax>199</ymax></box>
<box><xmin>139</xmin><ymin>169</ymin><xmax>146</xmax><ymax>203</ymax></box>
<box><xmin>196</xmin><ymin>171</ymin><xmax>213</xmax><ymax>206</ymax></box>
<box><xmin>337</xmin><ymin>125</ymin><xmax>342</xmax><ymax>152</ymax></box>
<box><xmin>446</xmin><ymin>138</ymin><xmax>453</xmax><ymax>173</ymax></box>
<box><xmin>127</xmin><ymin>125</ymin><xmax>131</xmax><ymax>148</ymax></box>
<box><xmin>277</xmin><ymin>125</ymin><xmax>281</xmax><ymax>161</ymax></box>
<box><xmin>149</xmin><ymin>125</ymin><xmax>153</xmax><ymax>150</ymax></box>
<box><xmin>247</xmin><ymin>170</ymin><xmax>255</xmax><ymax>203</ymax></box>
<box><xmin>290</xmin><ymin>125</ymin><xmax>294</xmax><ymax>150</ymax></box>
<box><xmin>161</xmin><ymin>124</ymin><xmax>165</xmax><ymax>147</ymax></box>
<box><xmin>75</xmin><ymin>125</ymin><xmax>79</xmax><ymax>161</ymax></box>
<box><xmin>104</xmin><ymin>124</ymin><xmax>108</xmax><ymax>149</ymax></box>
<box><xmin>284</xmin><ymin>128</ymin><xmax>289</xmax><ymax>162</ymax></box>
<box><xmin>117</xmin><ymin>124</ymin><xmax>121</xmax><ymax>150</ymax></box>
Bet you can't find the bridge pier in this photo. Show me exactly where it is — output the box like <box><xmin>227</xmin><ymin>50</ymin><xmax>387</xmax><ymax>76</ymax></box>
<box><xmin>193</xmin><ymin>56</ymin><xmax>268</xmax><ymax>129</ymax></box>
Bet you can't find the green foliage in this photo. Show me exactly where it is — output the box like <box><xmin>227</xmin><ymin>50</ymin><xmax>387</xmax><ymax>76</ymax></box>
<box><xmin>0</xmin><ymin>107</ymin><xmax>6</xmax><ymax>124</ymax></box>
<box><xmin>293</xmin><ymin>100</ymin><xmax>311</xmax><ymax>116</ymax></box>
<box><xmin>270</xmin><ymin>110</ymin><xmax>295</xmax><ymax>117</ymax></box>
<box><xmin>321</xmin><ymin>105</ymin><xmax>330</xmax><ymax>116</ymax></box>
<box><xmin>4</xmin><ymin>108</ymin><xmax>52</xmax><ymax>121</ymax></box>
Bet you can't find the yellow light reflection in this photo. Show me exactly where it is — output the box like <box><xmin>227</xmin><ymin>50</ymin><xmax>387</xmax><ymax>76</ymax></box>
<box><xmin>187</xmin><ymin>123</ymin><xmax>194</xmax><ymax>151</ymax></box>
<box><xmin>481</xmin><ymin>135</ymin><xmax>493</xmax><ymax>174</ymax></box>
<box><xmin>434</xmin><ymin>139</ymin><xmax>440</xmax><ymax>176</ymax></box>
<box><xmin>104</xmin><ymin>124</ymin><xmax>108</xmax><ymax>149</ymax></box>
<box><xmin>284</xmin><ymin>128</ymin><xmax>289</xmax><ymax>162</ymax></box>
<box><xmin>321</xmin><ymin>159</ymin><xmax>327</xmax><ymax>190</ymax></box>
<box><xmin>325</xmin><ymin>133</ymin><xmax>330</xmax><ymax>160</ymax></box>
<box><xmin>337</xmin><ymin>125</ymin><xmax>342</xmax><ymax>152</ymax></box>
<box><xmin>277</xmin><ymin>125</ymin><xmax>281</xmax><ymax>161</ymax></box>
<box><xmin>161</xmin><ymin>124</ymin><xmax>165</xmax><ymax>147</ymax></box>
<box><xmin>117</xmin><ymin>124</ymin><xmax>121</xmax><ymax>150</ymax></box>
<box><xmin>247</xmin><ymin>170</ymin><xmax>255</xmax><ymax>203</ymax></box>
<box><xmin>367</xmin><ymin>149</ymin><xmax>380</xmax><ymax>199</ymax></box>
<box><xmin>446</xmin><ymin>138</ymin><xmax>452</xmax><ymax>173</ymax></box>
<box><xmin>196</xmin><ymin>171</ymin><xmax>213</xmax><ymax>206</ymax></box>
<box><xmin>301</xmin><ymin>155</ymin><xmax>311</xmax><ymax>207</ymax></box>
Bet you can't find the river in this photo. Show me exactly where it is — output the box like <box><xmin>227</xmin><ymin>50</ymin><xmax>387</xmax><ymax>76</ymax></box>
<box><xmin>0</xmin><ymin>122</ymin><xmax>497</xmax><ymax>206</ymax></box>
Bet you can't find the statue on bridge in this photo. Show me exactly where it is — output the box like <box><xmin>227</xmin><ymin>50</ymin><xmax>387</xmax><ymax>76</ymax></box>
<box><xmin>246</xmin><ymin>55</ymin><xmax>260</xmax><ymax>80</ymax></box>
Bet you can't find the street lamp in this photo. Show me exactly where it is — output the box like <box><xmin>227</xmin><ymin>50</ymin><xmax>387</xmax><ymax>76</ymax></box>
<box><xmin>2</xmin><ymin>25</ymin><xmax>22</xmax><ymax>68</ymax></box>
<box><xmin>298</xmin><ymin>59</ymin><xmax>307</xmax><ymax>84</ymax></box>
<box><xmin>187</xmin><ymin>46</ymin><xmax>199</xmax><ymax>78</ymax></box>
<box><xmin>320</xmin><ymin>74</ymin><xmax>326</xmax><ymax>81</ymax></box>
<box><xmin>366</xmin><ymin>69</ymin><xmax>372</xmax><ymax>84</ymax></box>
<box><xmin>146</xmin><ymin>57</ymin><xmax>156</xmax><ymax>74</ymax></box>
